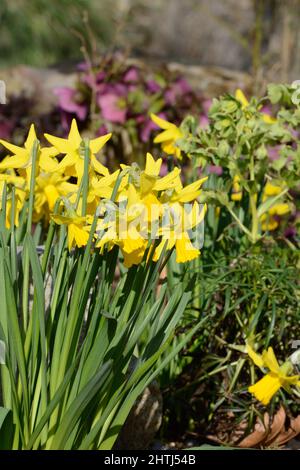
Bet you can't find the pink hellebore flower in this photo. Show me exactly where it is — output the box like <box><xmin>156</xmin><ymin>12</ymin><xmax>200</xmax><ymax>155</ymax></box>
<box><xmin>164</xmin><ymin>79</ymin><xmax>192</xmax><ymax>105</ymax></box>
<box><xmin>98</xmin><ymin>93</ymin><xmax>127</xmax><ymax>124</ymax></box>
<box><xmin>284</xmin><ymin>226</ymin><xmax>297</xmax><ymax>238</ymax></box>
<box><xmin>202</xmin><ymin>99</ymin><xmax>212</xmax><ymax>114</ymax></box>
<box><xmin>123</xmin><ymin>67</ymin><xmax>139</xmax><ymax>83</ymax></box>
<box><xmin>260</xmin><ymin>104</ymin><xmax>273</xmax><ymax>116</ymax></box>
<box><xmin>160</xmin><ymin>161</ymin><xmax>168</xmax><ymax>177</ymax></box>
<box><xmin>267</xmin><ymin>145</ymin><xmax>282</xmax><ymax>161</ymax></box>
<box><xmin>176</xmin><ymin>78</ymin><xmax>192</xmax><ymax>94</ymax></box>
<box><xmin>207</xmin><ymin>165</ymin><xmax>223</xmax><ymax>176</ymax></box>
<box><xmin>199</xmin><ymin>114</ymin><xmax>209</xmax><ymax>128</ymax></box>
<box><xmin>146</xmin><ymin>80</ymin><xmax>161</xmax><ymax>93</ymax></box>
<box><xmin>138</xmin><ymin>116</ymin><xmax>159</xmax><ymax>142</ymax></box>
<box><xmin>0</xmin><ymin>120</ymin><xmax>14</xmax><ymax>139</ymax></box>
<box><xmin>96</xmin><ymin>124</ymin><xmax>109</xmax><ymax>137</ymax></box>
<box><xmin>54</xmin><ymin>87</ymin><xmax>88</xmax><ymax>121</ymax></box>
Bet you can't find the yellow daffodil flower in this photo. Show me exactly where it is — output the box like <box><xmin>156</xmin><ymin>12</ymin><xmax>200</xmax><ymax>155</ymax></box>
<box><xmin>34</xmin><ymin>172</ymin><xmax>78</xmax><ymax>222</ymax></box>
<box><xmin>247</xmin><ymin>343</ymin><xmax>300</xmax><ymax>405</ymax></box>
<box><xmin>44</xmin><ymin>119</ymin><xmax>111</xmax><ymax>180</ymax></box>
<box><xmin>0</xmin><ymin>124</ymin><xmax>58</xmax><ymax>175</ymax></box>
<box><xmin>235</xmin><ymin>89</ymin><xmax>277</xmax><ymax>124</ymax></box>
<box><xmin>165</xmin><ymin>177</ymin><xmax>208</xmax><ymax>203</ymax></box>
<box><xmin>51</xmin><ymin>212</ymin><xmax>90</xmax><ymax>251</ymax></box>
<box><xmin>263</xmin><ymin>181</ymin><xmax>283</xmax><ymax>197</ymax></box>
<box><xmin>260</xmin><ymin>181</ymin><xmax>290</xmax><ymax>231</ymax></box>
<box><xmin>153</xmin><ymin>202</ymin><xmax>206</xmax><ymax>263</ymax></box>
<box><xmin>231</xmin><ymin>174</ymin><xmax>243</xmax><ymax>202</ymax></box>
<box><xmin>121</xmin><ymin>153</ymin><xmax>182</xmax><ymax>195</ymax></box>
<box><xmin>1</xmin><ymin>122</ymin><xmax>209</xmax><ymax>268</ymax></box>
<box><xmin>139</xmin><ymin>152</ymin><xmax>163</xmax><ymax>196</ymax></box>
<box><xmin>0</xmin><ymin>174</ymin><xmax>27</xmax><ymax>228</ymax></box>
<box><xmin>150</xmin><ymin>114</ymin><xmax>183</xmax><ymax>159</ymax></box>
<box><xmin>260</xmin><ymin>203</ymin><xmax>290</xmax><ymax>231</ymax></box>
<box><xmin>95</xmin><ymin>184</ymin><xmax>149</xmax><ymax>267</ymax></box>
<box><xmin>90</xmin><ymin>170</ymin><xmax>121</xmax><ymax>200</ymax></box>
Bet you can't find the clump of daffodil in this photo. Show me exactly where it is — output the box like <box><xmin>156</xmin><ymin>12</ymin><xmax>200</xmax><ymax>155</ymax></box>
<box><xmin>93</xmin><ymin>153</ymin><xmax>207</xmax><ymax>267</ymax></box>
<box><xmin>0</xmin><ymin>124</ymin><xmax>64</xmax><ymax>226</ymax></box>
<box><xmin>0</xmin><ymin>122</ymin><xmax>207</xmax><ymax>267</ymax></box>
<box><xmin>150</xmin><ymin>113</ymin><xmax>183</xmax><ymax>159</ymax></box>
<box><xmin>247</xmin><ymin>343</ymin><xmax>300</xmax><ymax>406</ymax></box>
<box><xmin>260</xmin><ymin>181</ymin><xmax>290</xmax><ymax>231</ymax></box>
<box><xmin>95</xmin><ymin>183</ymin><xmax>149</xmax><ymax>268</ymax></box>
<box><xmin>152</xmin><ymin>201</ymin><xmax>206</xmax><ymax>263</ymax></box>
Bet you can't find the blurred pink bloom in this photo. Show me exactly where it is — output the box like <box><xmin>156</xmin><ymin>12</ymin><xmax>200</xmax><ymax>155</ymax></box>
<box><xmin>207</xmin><ymin>164</ymin><xmax>223</xmax><ymax>175</ymax></box>
<box><xmin>81</xmin><ymin>71</ymin><xmax>106</xmax><ymax>89</ymax></box>
<box><xmin>77</xmin><ymin>62</ymin><xmax>89</xmax><ymax>72</ymax></box>
<box><xmin>96</xmin><ymin>71</ymin><xmax>106</xmax><ymax>82</ymax></box>
<box><xmin>140</xmin><ymin>118</ymin><xmax>158</xmax><ymax>142</ymax></box>
<box><xmin>98</xmin><ymin>94</ymin><xmax>126</xmax><ymax>123</ymax></box>
<box><xmin>123</xmin><ymin>67</ymin><xmax>139</xmax><ymax>83</ymax></box>
<box><xmin>160</xmin><ymin>161</ymin><xmax>168</xmax><ymax>176</ymax></box>
<box><xmin>260</xmin><ymin>104</ymin><xmax>273</xmax><ymax>116</ymax></box>
<box><xmin>82</xmin><ymin>74</ymin><xmax>96</xmax><ymax>89</ymax></box>
<box><xmin>97</xmin><ymin>124</ymin><xmax>109</xmax><ymax>136</ymax></box>
<box><xmin>146</xmin><ymin>80</ymin><xmax>161</xmax><ymax>93</ymax></box>
<box><xmin>175</xmin><ymin>78</ymin><xmax>192</xmax><ymax>94</ymax></box>
<box><xmin>284</xmin><ymin>226</ymin><xmax>297</xmax><ymax>238</ymax></box>
<box><xmin>0</xmin><ymin>120</ymin><xmax>13</xmax><ymax>139</ymax></box>
<box><xmin>164</xmin><ymin>79</ymin><xmax>192</xmax><ymax>105</ymax></box>
<box><xmin>54</xmin><ymin>87</ymin><xmax>88</xmax><ymax>121</ymax></box>
<box><xmin>267</xmin><ymin>145</ymin><xmax>281</xmax><ymax>161</ymax></box>
<box><xmin>164</xmin><ymin>87</ymin><xmax>177</xmax><ymax>105</ymax></box>
<box><xmin>202</xmin><ymin>99</ymin><xmax>212</xmax><ymax>114</ymax></box>
<box><xmin>60</xmin><ymin>111</ymin><xmax>73</xmax><ymax>132</ymax></box>
<box><xmin>135</xmin><ymin>115</ymin><xmax>145</xmax><ymax>124</ymax></box>
<box><xmin>290</xmin><ymin>128</ymin><xmax>299</xmax><ymax>139</ymax></box>
<box><xmin>199</xmin><ymin>114</ymin><xmax>209</xmax><ymax>128</ymax></box>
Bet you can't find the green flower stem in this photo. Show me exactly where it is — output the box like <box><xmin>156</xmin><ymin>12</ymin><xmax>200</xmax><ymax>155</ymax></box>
<box><xmin>41</xmin><ymin>199</ymin><xmax>61</xmax><ymax>276</ymax></box>
<box><xmin>23</xmin><ymin>139</ymin><xmax>39</xmax><ymax>330</ymax></box>
<box><xmin>193</xmin><ymin>252</ymin><xmax>201</xmax><ymax>311</ymax></box>
<box><xmin>81</xmin><ymin>139</ymin><xmax>90</xmax><ymax>217</ymax></box>
<box><xmin>26</xmin><ymin>140</ymin><xmax>40</xmax><ymax>233</ymax></box>
<box><xmin>248</xmin><ymin>151</ymin><xmax>259</xmax><ymax>243</ymax></box>
<box><xmin>250</xmin><ymin>192</ymin><xmax>259</xmax><ymax>243</ymax></box>
<box><xmin>191</xmin><ymin>154</ymin><xmax>201</xmax><ymax>310</ymax></box>
<box><xmin>226</xmin><ymin>204</ymin><xmax>252</xmax><ymax>240</ymax></box>
<box><xmin>10</xmin><ymin>186</ymin><xmax>18</xmax><ymax>290</ymax></box>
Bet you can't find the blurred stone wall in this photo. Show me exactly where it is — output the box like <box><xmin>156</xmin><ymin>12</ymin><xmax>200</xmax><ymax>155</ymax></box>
<box><xmin>129</xmin><ymin>0</ymin><xmax>255</xmax><ymax>69</ymax></box>
<box><xmin>119</xmin><ymin>0</ymin><xmax>300</xmax><ymax>83</ymax></box>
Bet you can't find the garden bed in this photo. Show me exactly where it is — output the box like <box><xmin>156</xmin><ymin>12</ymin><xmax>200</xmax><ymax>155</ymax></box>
<box><xmin>0</xmin><ymin>54</ymin><xmax>299</xmax><ymax>450</ymax></box>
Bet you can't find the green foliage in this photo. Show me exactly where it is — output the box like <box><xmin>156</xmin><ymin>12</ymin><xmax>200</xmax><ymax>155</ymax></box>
<box><xmin>177</xmin><ymin>88</ymin><xmax>300</xmax><ymax>245</ymax></box>
<box><xmin>0</xmin><ymin>0</ymin><xmax>114</xmax><ymax>67</ymax></box>
<box><xmin>161</xmin><ymin>242</ymin><xmax>300</xmax><ymax>442</ymax></box>
<box><xmin>0</xmin><ymin>164</ymin><xmax>200</xmax><ymax>449</ymax></box>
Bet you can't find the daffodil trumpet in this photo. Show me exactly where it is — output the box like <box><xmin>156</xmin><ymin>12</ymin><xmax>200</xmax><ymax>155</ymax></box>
<box><xmin>247</xmin><ymin>343</ymin><xmax>300</xmax><ymax>406</ymax></box>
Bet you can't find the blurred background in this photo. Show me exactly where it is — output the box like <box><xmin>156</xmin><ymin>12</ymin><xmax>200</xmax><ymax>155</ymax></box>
<box><xmin>1</xmin><ymin>0</ymin><xmax>300</xmax><ymax>83</ymax></box>
<box><xmin>1</xmin><ymin>0</ymin><xmax>300</xmax><ymax>151</ymax></box>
